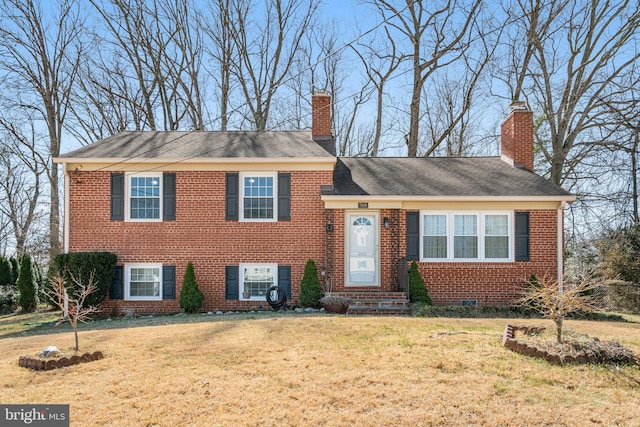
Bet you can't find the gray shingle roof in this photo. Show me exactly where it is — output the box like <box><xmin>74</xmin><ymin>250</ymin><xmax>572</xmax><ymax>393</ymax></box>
<box><xmin>58</xmin><ymin>131</ymin><xmax>335</xmax><ymax>159</ymax></box>
<box><xmin>330</xmin><ymin>157</ymin><xmax>572</xmax><ymax>198</ymax></box>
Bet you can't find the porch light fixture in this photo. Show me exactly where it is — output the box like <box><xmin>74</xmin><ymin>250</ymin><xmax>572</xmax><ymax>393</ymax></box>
<box><xmin>383</xmin><ymin>217</ymin><xmax>390</xmax><ymax>229</ymax></box>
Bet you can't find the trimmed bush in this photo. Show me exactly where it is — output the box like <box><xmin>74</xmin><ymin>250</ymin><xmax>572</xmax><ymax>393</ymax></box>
<box><xmin>408</xmin><ymin>261</ymin><xmax>432</xmax><ymax>304</ymax></box>
<box><xmin>179</xmin><ymin>261</ymin><xmax>204</xmax><ymax>313</ymax></box>
<box><xmin>0</xmin><ymin>285</ymin><xmax>18</xmax><ymax>314</ymax></box>
<box><xmin>10</xmin><ymin>257</ymin><xmax>19</xmax><ymax>285</ymax></box>
<box><xmin>17</xmin><ymin>254</ymin><xmax>38</xmax><ymax>312</ymax></box>
<box><xmin>50</xmin><ymin>252</ymin><xmax>118</xmax><ymax>307</ymax></box>
<box><xmin>0</xmin><ymin>257</ymin><xmax>12</xmax><ymax>286</ymax></box>
<box><xmin>300</xmin><ymin>259</ymin><xmax>322</xmax><ymax>308</ymax></box>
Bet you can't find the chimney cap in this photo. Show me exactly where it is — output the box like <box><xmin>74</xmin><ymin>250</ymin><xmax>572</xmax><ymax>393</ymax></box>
<box><xmin>509</xmin><ymin>100</ymin><xmax>529</xmax><ymax>111</ymax></box>
<box><xmin>313</xmin><ymin>90</ymin><xmax>330</xmax><ymax>97</ymax></box>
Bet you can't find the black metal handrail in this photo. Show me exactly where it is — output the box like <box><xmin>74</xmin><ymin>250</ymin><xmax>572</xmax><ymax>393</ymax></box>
<box><xmin>397</xmin><ymin>256</ymin><xmax>409</xmax><ymax>299</ymax></box>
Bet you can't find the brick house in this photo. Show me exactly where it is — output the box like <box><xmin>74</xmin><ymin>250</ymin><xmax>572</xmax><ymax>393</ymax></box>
<box><xmin>54</xmin><ymin>93</ymin><xmax>575</xmax><ymax>315</ymax></box>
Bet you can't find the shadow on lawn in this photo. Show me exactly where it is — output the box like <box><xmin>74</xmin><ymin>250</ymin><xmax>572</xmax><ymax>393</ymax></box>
<box><xmin>0</xmin><ymin>309</ymin><xmax>323</xmax><ymax>340</ymax></box>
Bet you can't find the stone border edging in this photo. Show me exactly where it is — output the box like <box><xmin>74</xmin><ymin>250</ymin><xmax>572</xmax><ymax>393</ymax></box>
<box><xmin>18</xmin><ymin>351</ymin><xmax>104</xmax><ymax>371</ymax></box>
<box><xmin>502</xmin><ymin>324</ymin><xmax>592</xmax><ymax>365</ymax></box>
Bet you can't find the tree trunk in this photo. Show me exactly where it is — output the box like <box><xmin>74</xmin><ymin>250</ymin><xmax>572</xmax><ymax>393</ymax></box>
<box><xmin>555</xmin><ymin>318</ymin><xmax>563</xmax><ymax>344</ymax></box>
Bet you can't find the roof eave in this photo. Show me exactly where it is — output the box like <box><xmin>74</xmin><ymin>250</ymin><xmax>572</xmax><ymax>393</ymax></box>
<box><xmin>53</xmin><ymin>156</ymin><xmax>336</xmax><ymax>164</ymax></box>
<box><xmin>321</xmin><ymin>195</ymin><xmax>576</xmax><ymax>203</ymax></box>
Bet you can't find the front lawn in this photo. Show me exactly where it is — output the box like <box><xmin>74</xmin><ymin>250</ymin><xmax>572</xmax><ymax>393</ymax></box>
<box><xmin>1</xmin><ymin>313</ymin><xmax>639</xmax><ymax>426</ymax></box>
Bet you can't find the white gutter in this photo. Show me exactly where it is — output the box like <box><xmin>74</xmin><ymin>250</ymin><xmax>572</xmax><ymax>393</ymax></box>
<box><xmin>63</xmin><ymin>163</ymin><xmax>70</xmax><ymax>253</ymax></box>
<box><xmin>557</xmin><ymin>201</ymin><xmax>565</xmax><ymax>291</ymax></box>
<box><xmin>52</xmin><ymin>156</ymin><xmax>337</xmax><ymax>165</ymax></box>
<box><xmin>321</xmin><ymin>195</ymin><xmax>577</xmax><ymax>203</ymax></box>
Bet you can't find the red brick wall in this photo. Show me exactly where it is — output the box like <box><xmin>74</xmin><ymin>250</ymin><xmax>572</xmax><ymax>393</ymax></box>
<box><xmin>410</xmin><ymin>209</ymin><xmax>559</xmax><ymax>305</ymax></box>
<box><xmin>68</xmin><ymin>169</ymin><xmax>332</xmax><ymax>315</ymax></box>
<box><xmin>69</xmin><ymin>169</ymin><xmax>562</xmax><ymax>312</ymax></box>
<box><xmin>328</xmin><ymin>209</ymin><xmax>560</xmax><ymax>306</ymax></box>
<box><xmin>501</xmin><ymin>110</ymin><xmax>534</xmax><ymax>171</ymax></box>
<box><xmin>325</xmin><ymin>209</ymin><xmax>396</xmax><ymax>293</ymax></box>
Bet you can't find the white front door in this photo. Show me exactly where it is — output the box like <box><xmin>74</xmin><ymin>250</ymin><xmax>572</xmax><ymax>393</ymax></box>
<box><xmin>346</xmin><ymin>212</ymin><xmax>379</xmax><ymax>287</ymax></box>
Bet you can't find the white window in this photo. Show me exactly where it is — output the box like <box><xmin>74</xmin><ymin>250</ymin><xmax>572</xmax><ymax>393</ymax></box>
<box><xmin>125</xmin><ymin>173</ymin><xmax>162</xmax><ymax>221</ymax></box>
<box><xmin>454</xmin><ymin>214</ymin><xmax>478</xmax><ymax>259</ymax></box>
<box><xmin>125</xmin><ymin>264</ymin><xmax>162</xmax><ymax>300</ymax></box>
<box><xmin>240</xmin><ymin>172</ymin><xmax>277</xmax><ymax>221</ymax></box>
<box><xmin>485</xmin><ymin>214</ymin><xmax>510</xmax><ymax>259</ymax></box>
<box><xmin>421</xmin><ymin>212</ymin><xmax>512</xmax><ymax>261</ymax></box>
<box><xmin>240</xmin><ymin>264</ymin><xmax>277</xmax><ymax>300</ymax></box>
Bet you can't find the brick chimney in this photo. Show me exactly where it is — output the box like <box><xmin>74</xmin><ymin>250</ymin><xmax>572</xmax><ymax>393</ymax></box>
<box><xmin>311</xmin><ymin>91</ymin><xmax>335</xmax><ymax>155</ymax></box>
<box><xmin>312</xmin><ymin>91</ymin><xmax>331</xmax><ymax>138</ymax></box>
<box><xmin>501</xmin><ymin>101</ymin><xmax>534</xmax><ymax>171</ymax></box>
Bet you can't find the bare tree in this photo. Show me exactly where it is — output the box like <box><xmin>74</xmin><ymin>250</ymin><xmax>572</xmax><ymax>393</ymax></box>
<box><xmin>82</xmin><ymin>0</ymin><xmax>205</xmax><ymax>136</ymax></box>
<box><xmin>200</xmin><ymin>0</ymin><xmax>240</xmax><ymax>131</ymax></box>
<box><xmin>352</xmin><ymin>27</ymin><xmax>404</xmax><ymax>157</ymax></box>
<box><xmin>0</xmin><ymin>119</ymin><xmax>47</xmax><ymax>255</ymax></box>
<box><xmin>227</xmin><ymin>0</ymin><xmax>318</xmax><ymax>130</ymax></box>
<box><xmin>46</xmin><ymin>271</ymin><xmax>101</xmax><ymax>352</ymax></box>
<box><xmin>600</xmin><ymin>68</ymin><xmax>640</xmax><ymax>225</ymax></box>
<box><xmin>521</xmin><ymin>274</ymin><xmax>600</xmax><ymax>343</ymax></box>
<box><xmin>0</xmin><ymin>0</ymin><xmax>84</xmax><ymax>258</ymax></box>
<box><xmin>500</xmin><ymin>0</ymin><xmax>640</xmax><ymax>187</ymax></box>
<box><xmin>371</xmin><ymin>0</ymin><xmax>483</xmax><ymax>157</ymax></box>
<box><xmin>420</xmin><ymin>23</ymin><xmax>498</xmax><ymax>157</ymax></box>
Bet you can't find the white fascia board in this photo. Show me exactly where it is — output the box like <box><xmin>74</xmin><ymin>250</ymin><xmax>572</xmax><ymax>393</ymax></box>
<box><xmin>53</xmin><ymin>157</ymin><xmax>337</xmax><ymax>171</ymax></box>
<box><xmin>321</xmin><ymin>195</ymin><xmax>577</xmax><ymax>203</ymax></box>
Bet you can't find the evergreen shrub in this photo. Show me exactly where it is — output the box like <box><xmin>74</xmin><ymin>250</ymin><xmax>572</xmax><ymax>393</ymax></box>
<box><xmin>179</xmin><ymin>261</ymin><xmax>204</xmax><ymax>313</ymax></box>
<box><xmin>408</xmin><ymin>261</ymin><xmax>432</xmax><ymax>304</ymax></box>
<box><xmin>17</xmin><ymin>254</ymin><xmax>38</xmax><ymax>312</ymax></box>
<box><xmin>50</xmin><ymin>252</ymin><xmax>118</xmax><ymax>306</ymax></box>
<box><xmin>300</xmin><ymin>259</ymin><xmax>322</xmax><ymax>308</ymax></box>
<box><xmin>0</xmin><ymin>257</ymin><xmax>12</xmax><ymax>286</ymax></box>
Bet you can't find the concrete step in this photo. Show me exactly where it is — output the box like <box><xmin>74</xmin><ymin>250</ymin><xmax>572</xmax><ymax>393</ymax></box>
<box><xmin>331</xmin><ymin>291</ymin><xmax>408</xmax><ymax>299</ymax></box>
<box><xmin>329</xmin><ymin>291</ymin><xmax>411</xmax><ymax>316</ymax></box>
<box><xmin>346</xmin><ymin>305</ymin><xmax>412</xmax><ymax>316</ymax></box>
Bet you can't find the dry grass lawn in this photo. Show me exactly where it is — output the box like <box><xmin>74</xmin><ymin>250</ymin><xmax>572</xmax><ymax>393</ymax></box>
<box><xmin>1</xmin><ymin>313</ymin><xmax>639</xmax><ymax>426</ymax></box>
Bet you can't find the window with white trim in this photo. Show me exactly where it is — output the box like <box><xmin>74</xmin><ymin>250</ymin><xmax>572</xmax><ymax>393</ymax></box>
<box><xmin>240</xmin><ymin>264</ymin><xmax>277</xmax><ymax>300</ymax></box>
<box><xmin>240</xmin><ymin>173</ymin><xmax>277</xmax><ymax>221</ymax></box>
<box><xmin>125</xmin><ymin>173</ymin><xmax>162</xmax><ymax>221</ymax></box>
<box><xmin>421</xmin><ymin>212</ymin><xmax>512</xmax><ymax>261</ymax></box>
<box><xmin>125</xmin><ymin>263</ymin><xmax>162</xmax><ymax>300</ymax></box>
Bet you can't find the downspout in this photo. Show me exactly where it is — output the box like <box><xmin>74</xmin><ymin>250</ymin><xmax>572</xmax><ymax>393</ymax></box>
<box><xmin>557</xmin><ymin>201</ymin><xmax>565</xmax><ymax>292</ymax></box>
<box><xmin>63</xmin><ymin>163</ymin><xmax>70</xmax><ymax>254</ymax></box>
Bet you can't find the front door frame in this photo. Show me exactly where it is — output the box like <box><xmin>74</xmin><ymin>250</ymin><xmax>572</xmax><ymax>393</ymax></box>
<box><xmin>345</xmin><ymin>210</ymin><xmax>380</xmax><ymax>287</ymax></box>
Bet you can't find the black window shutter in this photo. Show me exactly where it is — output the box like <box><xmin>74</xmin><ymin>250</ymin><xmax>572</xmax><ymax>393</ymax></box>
<box><xmin>163</xmin><ymin>173</ymin><xmax>176</xmax><ymax>221</ymax></box>
<box><xmin>110</xmin><ymin>172</ymin><xmax>125</xmax><ymax>220</ymax></box>
<box><xmin>226</xmin><ymin>173</ymin><xmax>239</xmax><ymax>220</ymax></box>
<box><xmin>162</xmin><ymin>265</ymin><xmax>176</xmax><ymax>299</ymax></box>
<box><xmin>278</xmin><ymin>266</ymin><xmax>291</xmax><ymax>300</ymax></box>
<box><xmin>515</xmin><ymin>212</ymin><xmax>530</xmax><ymax>261</ymax></box>
<box><xmin>406</xmin><ymin>212</ymin><xmax>420</xmax><ymax>261</ymax></box>
<box><xmin>225</xmin><ymin>266</ymin><xmax>239</xmax><ymax>300</ymax></box>
<box><xmin>110</xmin><ymin>266</ymin><xmax>123</xmax><ymax>299</ymax></box>
<box><xmin>277</xmin><ymin>173</ymin><xmax>291</xmax><ymax>221</ymax></box>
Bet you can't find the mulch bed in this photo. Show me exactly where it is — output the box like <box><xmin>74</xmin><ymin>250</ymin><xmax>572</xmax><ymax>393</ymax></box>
<box><xmin>503</xmin><ymin>324</ymin><xmax>639</xmax><ymax>366</ymax></box>
<box><xmin>18</xmin><ymin>351</ymin><xmax>104</xmax><ymax>371</ymax></box>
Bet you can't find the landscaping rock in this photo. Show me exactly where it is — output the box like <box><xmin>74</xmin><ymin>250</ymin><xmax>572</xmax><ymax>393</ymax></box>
<box><xmin>38</xmin><ymin>346</ymin><xmax>62</xmax><ymax>358</ymax></box>
<box><xmin>45</xmin><ymin>360</ymin><xmax>59</xmax><ymax>370</ymax></box>
<box><xmin>20</xmin><ymin>351</ymin><xmax>104</xmax><ymax>371</ymax></box>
